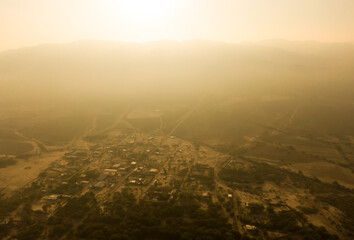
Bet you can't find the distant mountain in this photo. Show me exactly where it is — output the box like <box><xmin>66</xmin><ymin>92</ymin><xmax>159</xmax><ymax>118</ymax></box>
<box><xmin>0</xmin><ymin>40</ymin><xmax>353</xmax><ymax>104</ymax></box>
<box><xmin>257</xmin><ymin>39</ymin><xmax>354</xmax><ymax>55</ymax></box>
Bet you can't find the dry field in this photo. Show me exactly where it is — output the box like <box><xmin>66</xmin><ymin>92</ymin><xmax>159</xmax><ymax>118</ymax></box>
<box><xmin>0</xmin><ymin>151</ymin><xmax>65</xmax><ymax>196</ymax></box>
<box><xmin>0</xmin><ymin>140</ymin><xmax>34</xmax><ymax>155</ymax></box>
<box><xmin>288</xmin><ymin>162</ymin><xmax>354</xmax><ymax>188</ymax></box>
<box><xmin>245</xmin><ymin>144</ymin><xmax>320</xmax><ymax>164</ymax></box>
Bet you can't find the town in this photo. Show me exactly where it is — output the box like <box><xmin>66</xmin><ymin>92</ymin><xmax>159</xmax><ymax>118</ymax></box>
<box><xmin>1</xmin><ymin>119</ymin><xmax>350</xmax><ymax>240</ymax></box>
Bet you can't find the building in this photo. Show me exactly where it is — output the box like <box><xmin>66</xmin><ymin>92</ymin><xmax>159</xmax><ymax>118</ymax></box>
<box><xmin>44</xmin><ymin>194</ymin><xmax>60</xmax><ymax>201</ymax></box>
<box><xmin>245</xmin><ymin>225</ymin><xmax>257</xmax><ymax>231</ymax></box>
<box><xmin>93</xmin><ymin>181</ymin><xmax>105</xmax><ymax>189</ymax></box>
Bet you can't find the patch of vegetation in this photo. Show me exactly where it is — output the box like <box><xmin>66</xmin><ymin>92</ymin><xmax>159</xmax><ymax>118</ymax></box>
<box><xmin>66</xmin><ymin>189</ymin><xmax>242</xmax><ymax>240</ymax></box>
<box><xmin>0</xmin><ymin>197</ymin><xmax>22</xmax><ymax>220</ymax></box>
<box><xmin>0</xmin><ymin>157</ymin><xmax>17</xmax><ymax>168</ymax></box>
<box><xmin>0</xmin><ymin>223</ymin><xmax>12</xmax><ymax>239</ymax></box>
<box><xmin>16</xmin><ymin>223</ymin><xmax>45</xmax><ymax>240</ymax></box>
<box><xmin>21</xmin><ymin>112</ymin><xmax>91</xmax><ymax>144</ymax></box>
<box><xmin>0</xmin><ymin>140</ymin><xmax>33</xmax><ymax>155</ymax></box>
<box><xmin>242</xmin><ymin>206</ymin><xmax>338</xmax><ymax>239</ymax></box>
<box><xmin>219</xmin><ymin>162</ymin><xmax>287</xmax><ymax>185</ymax></box>
<box><xmin>191</xmin><ymin>165</ymin><xmax>215</xmax><ymax>190</ymax></box>
<box><xmin>317</xmin><ymin>194</ymin><xmax>354</xmax><ymax>235</ymax></box>
<box><xmin>299</xmin><ymin>206</ymin><xmax>319</xmax><ymax>214</ymax></box>
<box><xmin>219</xmin><ymin>161</ymin><xmax>352</xmax><ymax>195</ymax></box>
<box><xmin>219</xmin><ymin>161</ymin><xmax>353</xmax><ymax>237</ymax></box>
<box><xmin>54</xmin><ymin>192</ymin><xmax>97</xmax><ymax>220</ymax></box>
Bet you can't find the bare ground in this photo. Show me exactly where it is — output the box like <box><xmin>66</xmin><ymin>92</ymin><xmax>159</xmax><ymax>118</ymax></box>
<box><xmin>289</xmin><ymin>162</ymin><xmax>354</xmax><ymax>188</ymax></box>
<box><xmin>0</xmin><ymin>151</ymin><xmax>65</xmax><ymax>196</ymax></box>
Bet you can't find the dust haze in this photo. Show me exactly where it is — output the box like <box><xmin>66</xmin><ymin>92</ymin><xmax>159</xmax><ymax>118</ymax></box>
<box><xmin>0</xmin><ymin>39</ymin><xmax>354</xmax><ymax>240</ymax></box>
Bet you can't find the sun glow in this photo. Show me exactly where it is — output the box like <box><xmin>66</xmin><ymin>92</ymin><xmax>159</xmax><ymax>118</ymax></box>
<box><xmin>119</xmin><ymin>0</ymin><xmax>176</xmax><ymax>26</ymax></box>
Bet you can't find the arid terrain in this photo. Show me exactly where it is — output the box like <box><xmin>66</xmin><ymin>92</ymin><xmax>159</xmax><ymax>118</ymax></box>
<box><xmin>0</xmin><ymin>40</ymin><xmax>353</xmax><ymax>239</ymax></box>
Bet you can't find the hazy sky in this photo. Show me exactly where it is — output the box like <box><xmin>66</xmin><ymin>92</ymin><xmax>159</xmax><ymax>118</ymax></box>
<box><xmin>1</xmin><ymin>0</ymin><xmax>354</xmax><ymax>51</ymax></box>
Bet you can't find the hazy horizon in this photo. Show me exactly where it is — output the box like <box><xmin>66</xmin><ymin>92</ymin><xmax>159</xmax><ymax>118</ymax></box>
<box><xmin>1</xmin><ymin>0</ymin><xmax>354</xmax><ymax>51</ymax></box>
<box><xmin>2</xmin><ymin>37</ymin><xmax>354</xmax><ymax>53</ymax></box>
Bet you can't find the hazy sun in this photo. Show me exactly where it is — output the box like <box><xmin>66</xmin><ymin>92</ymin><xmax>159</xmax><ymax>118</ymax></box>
<box><xmin>120</xmin><ymin>0</ymin><xmax>175</xmax><ymax>25</ymax></box>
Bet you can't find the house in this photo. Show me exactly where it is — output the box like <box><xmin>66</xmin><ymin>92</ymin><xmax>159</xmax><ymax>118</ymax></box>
<box><xmin>45</xmin><ymin>194</ymin><xmax>60</xmax><ymax>201</ymax></box>
<box><xmin>202</xmin><ymin>192</ymin><xmax>210</xmax><ymax>198</ymax></box>
<box><xmin>105</xmin><ymin>169</ymin><xmax>118</xmax><ymax>175</ymax></box>
<box><xmin>245</xmin><ymin>225</ymin><xmax>257</xmax><ymax>231</ymax></box>
<box><xmin>93</xmin><ymin>181</ymin><xmax>105</xmax><ymax>188</ymax></box>
<box><xmin>112</xmin><ymin>164</ymin><xmax>121</xmax><ymax>169</ymax></box>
